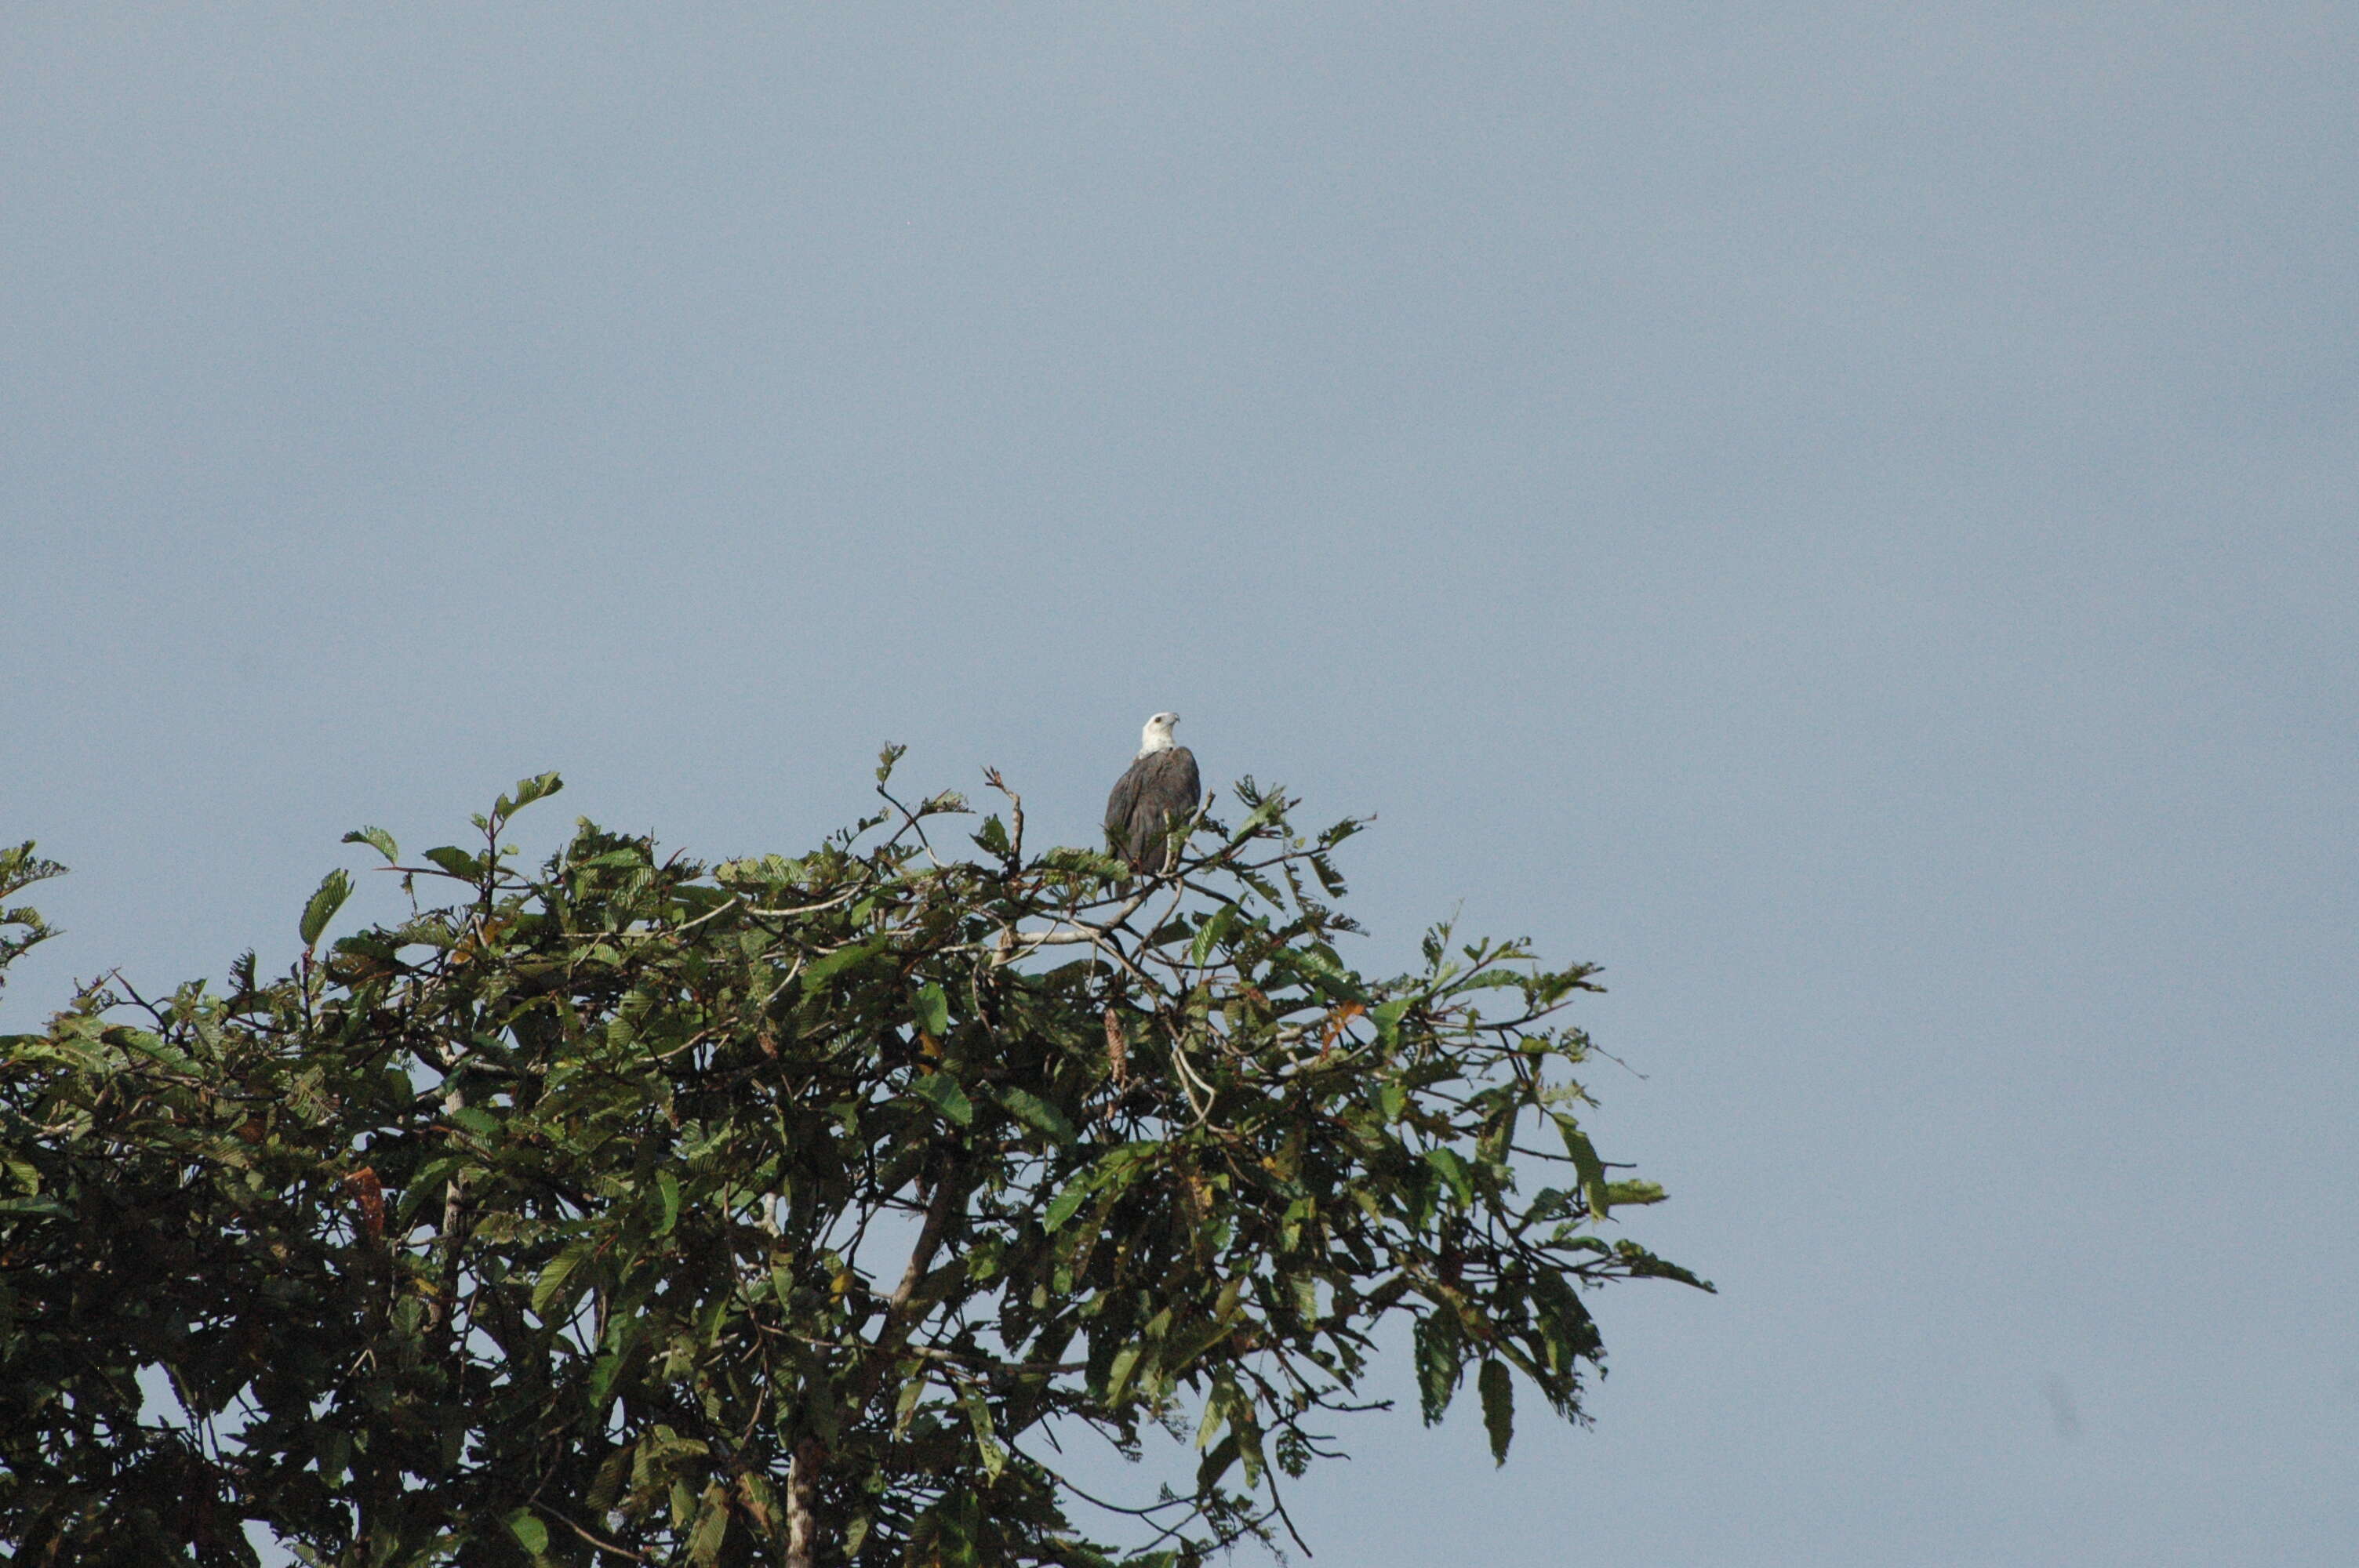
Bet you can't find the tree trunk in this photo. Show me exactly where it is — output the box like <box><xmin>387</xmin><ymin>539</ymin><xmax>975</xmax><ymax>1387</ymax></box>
<box><xmin>785</xmin><ymin>1438</ymin><xmax>823</xmax><ymax>1568</ymax></box>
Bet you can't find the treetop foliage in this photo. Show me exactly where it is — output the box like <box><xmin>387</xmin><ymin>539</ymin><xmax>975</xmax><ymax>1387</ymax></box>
<box><xmin>0</xmin><ymin>757</ymin><xmax>1706</xmax><ymax>1566</ymax></box>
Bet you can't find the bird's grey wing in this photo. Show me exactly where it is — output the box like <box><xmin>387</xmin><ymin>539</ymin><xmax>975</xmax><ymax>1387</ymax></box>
<box><xmin>1169</xmin><ymin>746</ymin><xmax>1201</xmax><ymax>813</ymax></box>
<box><xmin>1134</xmin><ymin>749</ymin><xmax>1201</xmax><ymax>870</ymax></box>
<box><xmin>1105</xmin><ymin>759</ymin><xmax>1147</xmax><ymax>861</ymax></box>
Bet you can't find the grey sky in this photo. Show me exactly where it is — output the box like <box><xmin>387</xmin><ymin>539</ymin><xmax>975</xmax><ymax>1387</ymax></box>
<box><xmin>6</xmin><ymin>5</ymin><xmax>2356</xmax><ymax>1563</ymax></box>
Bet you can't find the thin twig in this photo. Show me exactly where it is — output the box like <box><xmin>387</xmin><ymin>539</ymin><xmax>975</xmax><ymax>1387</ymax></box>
<box><xmin>545</xmin><ymin>1508</ymin><xmax>661</xmax><ymax>1563</ymax></box>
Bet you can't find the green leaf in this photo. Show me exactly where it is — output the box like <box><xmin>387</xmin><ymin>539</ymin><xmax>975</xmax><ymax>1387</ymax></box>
<box><xmin>1412</xmin><ymin>1312</ymin><xmax>1462</xmax><ymax>1425</ymax></box>
<box><xmin>341</xmin><ymin>826</ymin><xmax>399</xmax><ymax>865</ymax></box>
<box><xmin>1553</xmin><ymin>1112</ymin><xmax>1612</xmax><ymax>1218</ymax></box>
<box><xmin>1038</xmin><ymin>846</ymin><xmax>1130</xmax><ymax>879</ymax></box>
<box><xmin>1478</xmin><ymin>1357</ymin><xmax>1514</xmax><ymax>1465</ymax></box>
<box><xmin>1525</xmin><ymin>1264</ymin><xmax>1603</xmax><ymax>1373</ymax></box>
<box><xmin>801</xmin><ymin>938</ymin><xmax>883</xmax><ymax>996</ymax></box>
<box><xmin>422</xmin><ymin>845</ymin><xmax>482</xmax><ymax>880</ymax></box>
<box><xmin>685</xmin><ymin>1483</ymin><xmax>730</xmax><ymax>1566</ymax></box>
<box><xmin>893</xmin><ymin>1371</ymin><xmax>928</xmax><ymax>1436</ymax></box>
<box><xmin>1271</xmin><ymin>942</ymin><xmax>1359</xmax><ymax>997</ymax></box>
<box><xmin>960</xmin><ymin>1385</ymin><xmax>1007</xmax><ymax>1481</ymax></box>
<box><xmin>1525</xmin><ymin>1186</ymin><xmax>1580</xmax><ymax>1224</ymax></box>
<box><xmin>449</xmin><ymin>1105</ymin><xmax>500</xmax><ymax>1139</ymax></box>
<box><xmin>1105</xmin><ymin>1343</ymin><xmax>1143</xmax><ymax>1403</ymax></box>
<box><xmin>972</xmin><ymin>815</ymin><xmax>1011</xmax><ymax>858</ymax></box>
<box><xmin>994</xmin><ymin>1085</ymin><xmax>1077</xmax><ymax>1144</ymax></box>
<box><xmin>911</xmin><ymin>1070</ymin><xmax>973</xmax><ymax>1127</ymax></box>
<box><xmin>1424</xmin><ymin>1145</ymin><xmax>1475</xmax><ymax>1207</ymax></box>
<box><xmin>914</xmin><ymin>982</ymin><xmax>951</xmax><ymax>1038</ymax></box>
<box><xmin>1043</xmin><ymin>1176</ymin><xmax>1094</xmax><ymax>1233</ymax></box>
<box><xmin>1188</xmin><ymin>904</ymin><xmax>1238</xmax><ymax>967</ymax></box>
<box><xmin>496</xmin><ymin>771</ymin><xmax>564</xmax><ymax>820</ymax></box>
<box><xmin>506</xmin><ymin>1510</ymin><xmax>549</xmax><ymax>1553</ymax></box>
<box><xmin>655</xmin><ymin>1170</ymin><xmax>682</xmax><ymax>1236</ymax></box>
<box><xmin>531</xmin><ymin>1239</ymin><xmax>595</xmax><ymax>1318</ymax></box>
<box><xmin>300</xmin><ymin>869</ymin><xmax>352</xmax><ymax>949</ymax></box>
<box><xmin>1196</xmin><ymin>1433</ymin><xmax>1241</xmax><ymax>1492</ymax></box>
<box><xmin>1608</xmin><ymin>1238</ymin><xmax>1717</xmax><ymax>1292</ymax></box>
<box><xmin>0</xmin><ymin>840</ymin><xmax>67</xmax><ymax>901</ymax></box>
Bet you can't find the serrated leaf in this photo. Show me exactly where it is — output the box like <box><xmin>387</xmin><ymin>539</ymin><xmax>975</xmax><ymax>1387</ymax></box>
<box><xmin>449</xmin><ymin>1105</ymin><xmax>500</xmax><ymax>1139</ymax></box>
<box><xmin>1039</xmin><ymin>846</ymin><xmax>1129</xmax><ymax>879</ymax></box>
<box><xmin>1188</xmin><ymin>904</ymin><xmax>1238</xmax><ymax>967</ymax></box>
<box><xmin>914</xmin><ymin>982</ymin><xmax>950</xmax><ymax>1038</ymax></box>
<box><xmin>422</xmin><ymin>846</ymin><xmax>482</xmax><ymax>880</ymax></box>
<box><xmin>1424</xmin><ymin>1145</ymin><xmax>1475</xmax><ymax>1207</ymax></box>
<box><xmin>497</xmin><ymin>771</ymin><xmax>564</xmax><ymax>819</ymax></box>
<box><xmin>1105</xmin><ymin>1343</ymin><xmax>1143</xmax><ymax>1403</ymax></box>
<box><xmin>960</xmin><ymin>1385</ymin><xmax>1006</xmax><ymax>1481</ymax></box>
<box><xmin>1449</xmin><ymin>970</ymin><xmax>1528</xmax><ymax>994</ymax></box>
<box><xmin>111</xmin><ymin>1029</ymin><xmax>187</xmax><ymax>1069</ymax></box>
<box><xmin>893</xmin><ymin>1370</ymin><xmax>927</xmax><ymax>1436</ymax></box>
<box><xmin>1478</xmin><ymin>1356</ymin><xmax>1514</xmax><ymax>1465</ymax></box>
<box><xmin>506</xmin><ymin>1510</ymin><xmax>548</xmax><ymax>1553</ymax></box>
<box><xmin>910</xmin><ymin>1071</ymin><xmax>972</xmax><ymax>1127</ymax></box>
<box><xmin>1412</xmin><ymin>1312</ymin><xmax>1461</xmax><ymax>1425</ymax></box>
<box><xmin>686</xmin><ymin>1483</ymin><xmax>730</xmax><ymax>1566</ymax></box>
<box><xmin>587</xmin><ymin>1338</ymin><xmax>632</xmax><ymax>1413</ymax></box>
<box><xmin>994</xmin><ymin>1085</ymin><xmax>1076</xmax><ymax>1144</ymax></box>
<box><xmin>1271</xmin><ymin>942</ymin><xmax>1358</xmax><ymax>996</ymax></box>
<box><xmin>588</xmin><ymin>1445</ymin><xmax>634</xmax><ymax>1512</ymax></box>
<box><xmin>531</xmin><ymin>1239</ymin><xmax>594</xmax><ymax>1318</ymax></box>
<box><xmin>1043</xmin><ymin>1176</ymin><xmax>1094</xmax><ymax>1233</ymax></box>
<box><xmin>300</xmin><ymin>869</ymin><xmax>352</xmax><ymax>949</ymax></box>
<box><xmin>1553</xmin><ymin>1112</ymin><xmax>1612</xmax><ymax>1218</ymax></box>
<box><xmin>1525</xmin><ymin>1186</ymin><xmax>1581</xmax><ymax>1224</ymax></box>
<box><xmin>1196</xmin><ymin>1432</ymin><xmax>1240</xmax><ymax>1492</ymax></box>
<box><xmin>1237</xmin><ymin>1418</ymin><xmax>1267</xmax><ymax>1488</ymax></box>
<box><xmin>1608</xmin><ymin>1240</ymin><xmax>1717</xmax><ymax>1292</ymax></box>
<box><xmin>342</xmin><ymin>826</ymin><xmax>399</xmax><ymax>865</ymax></box>
<box><xmin>801</xmin><ymin>938</ymin><xmax>882</xmax><ymax>996</ymax></box>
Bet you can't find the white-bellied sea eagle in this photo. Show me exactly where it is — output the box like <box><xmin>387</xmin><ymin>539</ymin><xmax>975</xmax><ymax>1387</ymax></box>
<box><xmin>1103</xmin><ymin>711</ymin><xmax>1200</xmax><ymax>873</ymax></box>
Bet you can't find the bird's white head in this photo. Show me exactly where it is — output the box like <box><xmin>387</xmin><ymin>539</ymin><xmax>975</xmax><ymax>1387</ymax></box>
<box><xmin>1139</xmin><ymin>712</ymin><xmax>1181</xmax><ymax>756</ymax></box>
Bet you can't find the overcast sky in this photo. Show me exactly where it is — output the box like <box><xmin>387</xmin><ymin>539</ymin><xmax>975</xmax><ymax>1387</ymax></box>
<box><xmin>6</xmin><ymin>5</ymin><xmax>2356</xmax><ymax>1563</ymax></box>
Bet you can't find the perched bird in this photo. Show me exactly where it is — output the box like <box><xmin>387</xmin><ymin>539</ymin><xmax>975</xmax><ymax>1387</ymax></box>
<box><xmin>1103</xmin><ymin>711</ymin><xmax>1201</xmax><ymax>873</ymax></box>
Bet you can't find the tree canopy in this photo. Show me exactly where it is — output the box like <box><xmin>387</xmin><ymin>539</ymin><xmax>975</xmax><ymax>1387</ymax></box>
<box><xmin>0</xmin><ymin>760</ymin><xmax>1706</xmax><ymax>1566</ymax></box>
